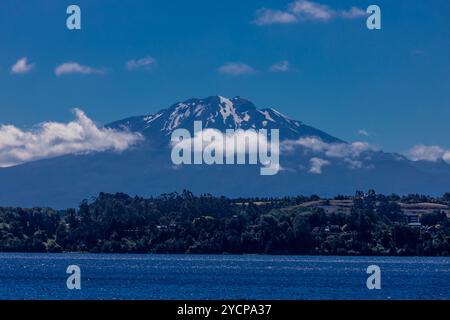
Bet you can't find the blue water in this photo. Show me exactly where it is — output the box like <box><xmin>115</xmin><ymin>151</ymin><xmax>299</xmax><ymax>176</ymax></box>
<box><xmin>0</xmin><ymin>253</ymin><xmax>449</xmax><ymax>300</ymax></box>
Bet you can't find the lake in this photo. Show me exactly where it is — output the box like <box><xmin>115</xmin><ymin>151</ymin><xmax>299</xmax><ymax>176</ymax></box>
<box><xmin>0</xmin><ymin>253</ymin><xmax>448</xmax><ymax>300</ymax></box>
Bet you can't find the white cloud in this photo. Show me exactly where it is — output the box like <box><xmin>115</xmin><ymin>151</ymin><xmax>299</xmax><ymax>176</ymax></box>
<box><xmin>344</xmin><ymin>158</ymin><xmax>363</xmax><ymax>169</ymax></box>
<box><xmin>11</xmin><ymin>57</ymin><xmax>35</xmax><ymax>74</ymax></box>
<box><xmin>309</xmin><ymin>157</ymin><xmax>330</xmax><ymax>174</ymax></box>
<box><xmin>289</xmin><ymin>0</ymin><xmax>334</xmax><ymax>21</ymax></box>
<box><xmin>282</xmin><ymin>136</ymin><xmax>327</xmax><ymax>153</ymax></box>
<box><xmin>282</xmin><ymin>137</ymin><xmax>375</xmax><ymax>158</ymax></box>
<box><xmin>270</xmin><ymin>60</ymin><xmax>290</xmax><ymax>72</ymax></box>
<box><xmin>55</xmin><ymin>62</ymin><xmax>105</xmax><ymax>76</ymax></box>
<box><xmin>340</xmin><ymin>7</ymin><xmax>367</xmax><ymax>19</ymax></box>
<box><xmin>326</xmin><ymin>141</ymin><xmax>373</xmax><ymax>158</ymax></box>
<box><xmin>444</xmin><ymin>152</ymin><xmax>450</xmax><ymax>163</ymax></box>
<box><xmin>171</xmin><ymin>127</ymin><xmax>280</xmax><ymax>175</ymax></box>
<box><xmin>0</xmin><ymin>109</ymin><xmax>143</xmax><ymax>167</ymax></box>
<box><xmin>408</xmin><ymin>145</ymin><xmax>450</xmax><ymax>163</ymax></box>
<box><xmin>218</xmin><ymin>62</ymin><xmax>255</xmax><ymax>75</ymax></box>
<box><xmin>282</xmin><ymin>137</ymin><xmax>375</xmax><ymax>172</ymax></box>
<box><xmin>254</xmin><ymin>9</ymin><xmax>297</xmax><ymax>25</ymax></box>
<box><xmin>358</xmin><ymin>129</ymin><xmax>369</xmax><ymax>137</ymax></box>
<box><xmin>254</xmin><ymin>0</ymin><xmax>367</xmax><ymax>25</ymax></box>
<box><xmin>172</xmin><ymin>128</ymin><xmax>275</xmax><ymax>158</ymax></box>
<box><xmin>126</xmin><ymin>56</ymin><xmax>157</xmax><ymax>71</ymax></box>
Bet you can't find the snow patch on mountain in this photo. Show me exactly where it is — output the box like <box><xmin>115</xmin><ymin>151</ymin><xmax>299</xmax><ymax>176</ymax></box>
<box><xmin>218</xmin><ymin>96</ymin><xmax>241</xmax><ymax>125</ymax></box>
<box><xmin>259</xmin><ymin>110</ymin><xmax>276</xmax><ymax>122</ymax></box>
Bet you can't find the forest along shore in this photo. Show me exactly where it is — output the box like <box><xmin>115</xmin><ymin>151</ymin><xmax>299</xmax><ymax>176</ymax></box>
<box><xmin>0</xmin><ymin>190</ymin><xmax>449</xmax><ymax>256</ymax></box>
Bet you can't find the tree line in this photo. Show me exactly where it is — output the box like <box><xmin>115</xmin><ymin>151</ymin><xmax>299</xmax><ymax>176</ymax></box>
<box><xmin>0</xmin><ymin>190</ymin><xmax>449</xmax><ymax>256</ymax></box>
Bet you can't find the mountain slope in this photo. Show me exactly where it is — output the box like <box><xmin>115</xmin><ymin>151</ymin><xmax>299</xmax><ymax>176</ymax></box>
<box><xmin>108</xmin><ymin>96</ymin><xmax>342</xmax><ymax>143</ymax></box>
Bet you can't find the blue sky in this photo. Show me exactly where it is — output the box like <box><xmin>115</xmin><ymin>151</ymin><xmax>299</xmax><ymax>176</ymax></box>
<box><xmin>0</xmin><ymin>0</ymin><xmax>449</xmax><ymax>154</ymax></box>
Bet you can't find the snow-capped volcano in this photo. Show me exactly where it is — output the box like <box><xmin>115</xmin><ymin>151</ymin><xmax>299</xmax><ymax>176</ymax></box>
<box><xmin>109</xmin><ymin>96</ymin><xmax>342</xmax><ymax>143</ymax></box>
<box><xmin>1</xmin><ymin>95</ymin><xmax>450</xmax><ymax>208</ymax></box>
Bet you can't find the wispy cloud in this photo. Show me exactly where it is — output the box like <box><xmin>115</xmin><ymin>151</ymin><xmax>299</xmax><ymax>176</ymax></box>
<box><xmin>55</xmin><ymin>62</ymin><xmax>106</xmax><ymax>76</ymax></box>
<box><xmin>254</xmin><ymin>0</ymin><xmax>367</xmax><ymax>26</ymax></box>
<box><xmin>289</xmin><ymin>0</ymin><xmax>334</xmax><ymax>21</ymax></box>
<box><xmin>218</xmin><ymin>62</ymin><xmax>255</xmax><ymax>75</ymax></box>
<box><xmin>11</xmin><ymin>57</ymin><xmax>35</xmax><ymax>74</ymax></box>
<box><xmin>126</xmin><ymin>56</ymin><xmax>157</xmax><ymax>71</ymax></box>
<box><xmin>253</xmin><ymin>9</ymin><xmax>297</xmax><ymax>26</ymax></box>
<box><xmin>0</xmin><ymin>109</ymin><xmax>142</xmax><ymax>167</ymax></box>
<box><xmin>408</xmin><ymin>145</ymin><xmax>450</xmax><ymax>163</ymax></box>
<box><xmin>309</xmin><ymin>157</ymin><xmax>330</xmax><ymax>174</ymax></box>
<box><xmin>270</xmin><ymin>60</ymin><xmax>291</xmax><ymax>72</ymax></box>
<box><xmin>358</xmin><ymin>129</ymin><xmax>370</xmax><ymax>137</ymax></box>
<box><xmin>340</xmin><ymin>7</ymin><xmax>368</xmax><ymax>19</ymax></box>
<box><xmin>282</xmin><ymin>137</ymin><xmax>375</xmax><ymax>158</ymax></box>
<box><xmin>282</xmin><ymin>136</ymin><xmax>376</xmax><ymax>172</ymax></box>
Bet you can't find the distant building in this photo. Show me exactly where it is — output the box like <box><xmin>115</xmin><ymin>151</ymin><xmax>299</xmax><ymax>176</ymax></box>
<box><xmin>324</xmin><ymin>225</ymin><xmax>341</xmax><ymax>233</ymax></box>
<box><xmin>312</xmin><ymin>227</ymin><xmax>321</xmax><ymax>234</ymax></box>
<box><xmin>406</xmin><ymin>214</ymin><xmax>421</xmax><ymax>227</ymax></box>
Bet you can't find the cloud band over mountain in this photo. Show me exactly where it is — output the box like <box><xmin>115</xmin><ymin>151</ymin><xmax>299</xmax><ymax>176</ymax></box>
<box><xmin>0</xmin><ymin>109</ymin><xmax>142</xmax><ymax>167</ymax></box>
<box><xmin>408</xmin><ymin>145</ymin><xmax>450</xmax><ymax>163</ymax></box>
